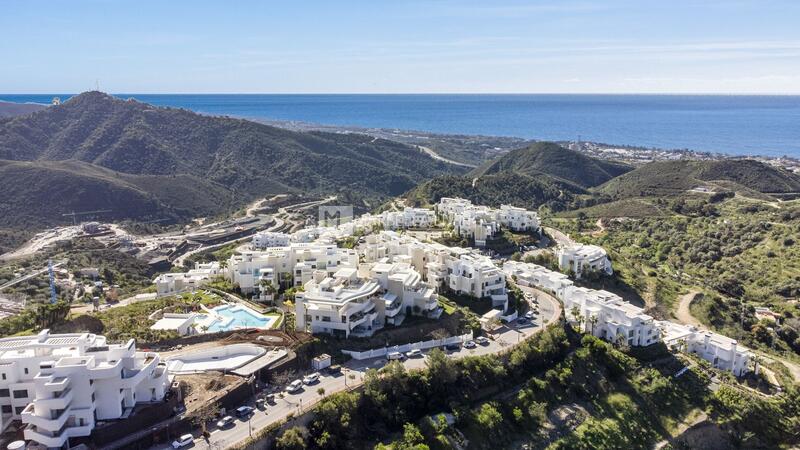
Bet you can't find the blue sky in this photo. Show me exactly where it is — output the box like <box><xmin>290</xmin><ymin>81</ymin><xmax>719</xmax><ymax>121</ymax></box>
<box><xmin>2</xmin><ymin>0</ymin><xmax>800</xmax><ymax>93</ymax></box>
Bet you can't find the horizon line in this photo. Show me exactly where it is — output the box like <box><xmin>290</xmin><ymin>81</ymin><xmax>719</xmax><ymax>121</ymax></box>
<box><xmin>3</xmin><ymin>91</ymin><xmax>800</xmax><ymax>97</ymax></box>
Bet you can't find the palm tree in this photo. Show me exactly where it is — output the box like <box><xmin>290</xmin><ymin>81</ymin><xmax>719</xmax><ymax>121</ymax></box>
<box><xmin>569</xmin><ymin>306</ymin><xmax>582</xmax><ymax>332</ymax></box>
<box><xmin>589</xmin><ymin>315</ymin><xmax>598</xmax><ymax>336</ymax></box>
<box><xmin>260</xmin><ymin>279</ymin><xmax>277</xmax><ymax>303</ymax></box>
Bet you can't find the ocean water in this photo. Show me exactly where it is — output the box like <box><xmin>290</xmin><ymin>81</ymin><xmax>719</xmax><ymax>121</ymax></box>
<box><xmin>2</xmin><ymin>94</ymin><xmax>800</xmax><ymax>158</ymax></box>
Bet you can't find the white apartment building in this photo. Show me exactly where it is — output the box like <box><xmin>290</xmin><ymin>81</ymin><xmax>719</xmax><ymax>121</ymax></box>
<box><xmin>564</xmin><ymin>287</ymin><xmax>660</xmax><ymax>347</ymax></box>
<box><xmin>658</xmin><ymin>321</ymin><xmax>751</xmax><ymax>376</ymax></box>
<box><xmin>502</xmin><ymin>261</ymin><xmax>574</xmax><ymax>299</ymax></box>
<box><xmin>556</xmin><ymin>243</ymin><xmax>612</xmax><ymax>278</ymax></box>
<box><xmin>251</xmin><ymin>231</ymin><xmax>290</xmax><ymax>249</ymax></box>
<box><xmin>0</xmin><ymin>330</ymin><xmax>168</xmax><ymax>448</ymax></box>
<box><xmin>295</xmin><ymin>268</ymin><xmax>383</xmax><ymax>338</ymax></box>
<box><xmin>503</xmin><ymin>256</ymin><xmax>750</xmax><ymax>376</ymax></box>
<box><xmin>497</xmin><ymin>205</ymin><xmax>540</xmax><ymax>232</ymax></box>
<box><xmin>367</xmin><ymin>262</ymin><xmax>442</xmax><ymax>324</ymax></box>
<box><xmin>437</xmin><ymin>198</ymin><xmax>540</xmax><ymax>247</ymax></box>
<box><xmin>227</xmin><ymin>243</ymin><xmax>359</xmax><ymax>295</ymax></box>
<box><xmin>380</xmin><ymin>208</ymin><xmax>436</xmax><ymax>230</ymax></box>
<box><xmin>447</xmin><ymin>254</ymin><xmax>509</xmax><ymax>310</ymax></box>
<box><xmin>153</xmin><ymin>262</ymin><xmax>221</xmax><ymax>297</ymax></box>
<box><xmin>358</xmin><ymin>231</ymin><xmax>508</xmax><ymax>309</ymax></box>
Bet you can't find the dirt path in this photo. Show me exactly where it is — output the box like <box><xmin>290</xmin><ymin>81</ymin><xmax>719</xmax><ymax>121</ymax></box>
<box><xmin>675</xmin><ymin>290</ymin><xmax>704</xmax><ymax>328</ymax></box>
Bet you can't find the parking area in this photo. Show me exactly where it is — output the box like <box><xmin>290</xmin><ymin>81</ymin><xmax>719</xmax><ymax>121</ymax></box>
<box><xmin>154</xmin><ymin>288</ymin><xmax>560</xmax><ymax>450</ymax></box>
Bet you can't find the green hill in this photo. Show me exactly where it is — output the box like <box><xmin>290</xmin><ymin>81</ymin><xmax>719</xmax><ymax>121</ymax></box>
<box><xmin>0</xmin><ymin>92</ymin><xmax>463</xmax><ymax>231</ymax></box>
<box><xmin>472</xmin><ymin>141</ymin><xmax>633</xmax><ymax>189</ymax></box>
<box><xmin>0</xmin><ymin>160</ymin><xmax>236</xmax><ymax>229</ymax></box>
<box><xmin>407</xmin><ymin>142</ymin><xmax>628</xmax><ymax>211</ymax></box>
<box><xmin>406</xmin><ymin>172</ymin><xmax>579</xmax><ymax>211</ymax></box>
<box><xmin>598</xmin><ymin>159</ymin><xmax>800</xmax><ymax>199</ymax></box>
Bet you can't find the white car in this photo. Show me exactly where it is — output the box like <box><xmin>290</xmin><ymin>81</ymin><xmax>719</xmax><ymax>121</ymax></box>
<box><xmin>172</xmin><ymin>434</ymin><xmax>194</xmax><ymax>448</ymax></box>
<box><xmin>463</xmin><ymin>340</ymin><xmax>477</xmax><ymax>349</ymax></box>
<box><xmin>286</xmin><ymin>379</ymin><xmax>304</xmax><ymax>393</ymax></box>
<box><xmin>387</xmin><ymin>351</ymin><xmax>405</xmax><ymax>360</ymax></box>
<box><xmin>405</xmin><ymin>349</ymin><xmax>422</xmax><ymax>358</ymax></box>
<box><xmin>216</xmin><ymin>416</ymin><xmax>234</xmax><ymax>428</ymax></box>
<box><xmin>525</xmin><ymin>311</ymin><xmax>535</xmax><ymax>319</ymax></box>
<box><xmin>475</xmin><ymin>336</ymin><xmax>490</xmax><ymax>346</ymax></box>
<box><xmin>302</xmin><ymin>372</ymin><xmax>320</xmax><ymax>385</ymax></box>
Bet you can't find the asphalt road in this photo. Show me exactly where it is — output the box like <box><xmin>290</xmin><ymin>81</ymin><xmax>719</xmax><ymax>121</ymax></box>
<box><xmin>149</xmin><ymin>290</ymin><xmax>561</xmax><ymax>450</ymax></box>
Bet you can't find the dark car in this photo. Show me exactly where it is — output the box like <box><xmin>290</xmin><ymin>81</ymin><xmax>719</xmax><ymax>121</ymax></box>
<box><xmin>445</xmin><ymin>343</ymin><xmax>461</xmax><ymax>351</ymax></box>
<box><xmin>235</xmin><ymin>406</ymin><xmax>254</xmax><ymax>418</ymax></box>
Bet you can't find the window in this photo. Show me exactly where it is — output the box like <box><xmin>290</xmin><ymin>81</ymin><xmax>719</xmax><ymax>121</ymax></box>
<box><xmin>14</xmin><ymin>406</ymin><xmax>23</xmax><ymax>415</ymax></box>
<box><xmin>0</xmin><ymin>389</ymin><xmax>9</xmax><ymax>397</ymax></box>
<box><xmin>23</xmin><ymin>368</ymin><xmax>28</xmax><ymax>375</ymax></box>
<box><xmin>12</xmin><ymin>390</ymin><xmax>27</xmax><ymax>399</ymax></box>
<box><xmin>1</xmin><ymin>405</ymin><xmax>11</xmax><ymax>414</ymax></box>
<box><xmin>1</xmin><ymin>373</ymin><xmax>5</xmax><ymax>380</ymax></box>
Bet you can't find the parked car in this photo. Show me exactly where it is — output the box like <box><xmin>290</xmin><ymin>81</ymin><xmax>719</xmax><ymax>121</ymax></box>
<box><xmin>216</xmin><ymin>416</ymin><xmax>234</xmax><ymax>428</ymax></box>
<box><xmin>235</xmin><ymin>406</ymin><xmax>254</xmax><ymax>418</ymax></box>
<box><xmin>265</xmin><ymin>393</ymin><xmax>276</xmax><ymax>404</ymax></box>
<box><xmin>406</xmin><ymin>349</ymin><xmax>422</xmax><ymax>358</ymax></box>
<box><xmin>445</xmin><ymin>343</ymin><xmax>461</xmax><ymax>351</ymax></box>
<box><xmin>476</xmin><ymin>336</ymin><xmax>490</xmax><ymax>346</ymax></box>
<box><xmin>255</xmin><ymin>398</ymin><xmax>266</xmax><ymax>409</ymax></box>
<box><xmin>326</xmin><ymin>364</ymin><xmax>342</xmax><ymax>375</ymax></box>
<box><xmin>464</xmin><ymin>340</ymin><xmax>477</xmax><ymax>349</ymax></box>
<box><xmin>286</xmin><ymin>379</ymin><xmax>303</xmax><ymax>393</ymax></box>
<box><xmin>387</xmin><ymin>351</ymin><xmax>405</xmax><ymax>360</ymax></box>
<box><xmin>517</xmin><ymin>317</ymin><xmax>529</xmax><ymax>325</ymax></box>
<box><xmin>525</xmin><ymin>311</ymin><xmax>535</xmax><ymax>319</ymax></box>
<box><xmin>172</xmin><ymin>434</ymin><xmax>194</xmax><ymax>448</ymax></box>
<box><xmin>303</xmin><ymin>372</ymin><xmax>320</xmax><ymax>385</ymax></box>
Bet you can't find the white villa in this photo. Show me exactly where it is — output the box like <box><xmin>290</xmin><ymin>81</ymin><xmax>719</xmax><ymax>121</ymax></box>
<box><xmin>153</xmin><ymin>261</ymin><xmax>222</xmax><ymax>297</ymax></box>
<box><xmin>565</xmin><ymin>287</ymin><xmax>660</xmax><ymax>347</ymax></box>
<box><xmin>380</xmin><ymin>207</ymin><xmax>436</xmax><ymax>229</ymax></box>
<box><xmin>497</xmin><ymin>204</ymin><xmax>541</xmax><ymax>232</ymax></box>
<box><xmin>502</xmin><ymin>261</ymin><xmax>574</xmax><ymax>299</ymax></box>
<box><xmin>252</xmin><ymin>231</ymin><xmax>291</xmax><ymax>249</ymax></box>
<box><xmin>658</xmin><ymin>321</ymin><xmax>751</xmax><ymax>376</ymax></box>
<box><xmin>556</xmin><ymin>243</ymin><xmax>612</xmax><ymax>278</ymax></box>
<box><xmin>0</xmin><ymin>330</ymin><xmax>168</xmax><ymax>448</ymax></box>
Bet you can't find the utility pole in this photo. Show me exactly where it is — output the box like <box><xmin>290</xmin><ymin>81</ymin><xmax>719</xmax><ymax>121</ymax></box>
<box><xmin>48</xmin><ymin>259</ymin><xmax>57</xmax><ymax>304</ymax></box>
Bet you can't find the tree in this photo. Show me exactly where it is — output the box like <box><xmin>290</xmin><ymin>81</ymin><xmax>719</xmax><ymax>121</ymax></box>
<box><xmin>474</xmin><ymin>402</ymin><xmax>503</xmax><ymax>436</ymax></box>
<box><xmin>588</xmin><ymin>315</ymin><xmax>598</xmax><ymax>336</ymax></box>
<box><xmin>260</xmin><ymin>279</ymin><xmax>277</xmax><ymax>303</ymax></box>
<box><xmin>570</xmin><ymin>306</ymin><xmax>583</xmax><ymax>332</ymax></box>
<box><xmin>276</xmin><ymin>426</ymin><xmax>307</xmax><ymax>450</ymax></box>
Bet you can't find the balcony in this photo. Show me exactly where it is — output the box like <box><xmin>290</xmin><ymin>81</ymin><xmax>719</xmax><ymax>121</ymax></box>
<box><xmin>36</xmin><ymin>388</ymin><xmax>73</xmax><ymax>410</ymax></box>
<box><xmin>385</xmin><ymin>302</ymin><xmax>403</xmax><ymax>317</ymax></box>
<box><xmin>43</xmin><ymin>376</ymin><xmax>70</xmax><ymax>392</ymax></box>
<box><xmin>21</xmin><ymin>403</ymin><xmax>69</xmax><ymax>431</ymax></box>
<box><xmin>88</xmin><ymin>359</ymin><xmax>121</xmax><ymax>380</ymax></box>
<box><xmin>25</xmin><ymin>421</ymin><xmax>93</xmax><ymax>449</ymax></box>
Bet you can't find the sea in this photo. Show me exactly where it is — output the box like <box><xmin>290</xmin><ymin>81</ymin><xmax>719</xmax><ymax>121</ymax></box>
<box><xmin>2</xmin><ymin>94</ymin><xmax>800</xmax><ymax>158</ymax></box>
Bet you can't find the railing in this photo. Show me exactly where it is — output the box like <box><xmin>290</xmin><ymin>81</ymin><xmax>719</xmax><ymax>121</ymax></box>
<box><xmin>342</xmin><ymin>333</ymin><xmax>473</xmax><ymax>360</ymax></box>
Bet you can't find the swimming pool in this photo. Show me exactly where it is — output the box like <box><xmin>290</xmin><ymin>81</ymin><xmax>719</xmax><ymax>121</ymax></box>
<box><xmin>199</xmin><ymin>304</ymin><xmax>276</xmax><ymax>332</ymax></box>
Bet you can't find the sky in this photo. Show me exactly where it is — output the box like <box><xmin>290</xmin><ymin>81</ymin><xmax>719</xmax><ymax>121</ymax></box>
<box><xmin>2</xmin><ymin>0</ymin><xmax>800</xmax><ymax>94</ymax></box>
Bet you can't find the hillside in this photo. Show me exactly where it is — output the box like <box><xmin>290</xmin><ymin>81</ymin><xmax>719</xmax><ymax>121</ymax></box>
<box><xmin>0</xmin><ymin>160</ymin><xmax>236</xmax><ymax>229</ymax></box>
<box><xmin>472</xmin><ymin>141</ymin><xmax>633</xmax><ymax>189</ymax></box>
<box><xmin>406</xmin><ymin>172</ymin><xmax>580</xmax><ymax>211</ymax></box>
<box><xmin>406</xmin><ymin>142</ymin><xmax>628</xmax><ymax>211</ymax></box>
<box><xmin>598</xmin><ymin>159</ymin><xmax>800</xmax><ymax>199</ymax></box>
<box><xmin>0</xmin><ymin>100</ymin><xmax>47</xmax><ymax>118</ymax></box>
<box><xmin>0</xmin><ymin>92</ymin><xmax>462</xmax><ymax>231</ymax></box>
